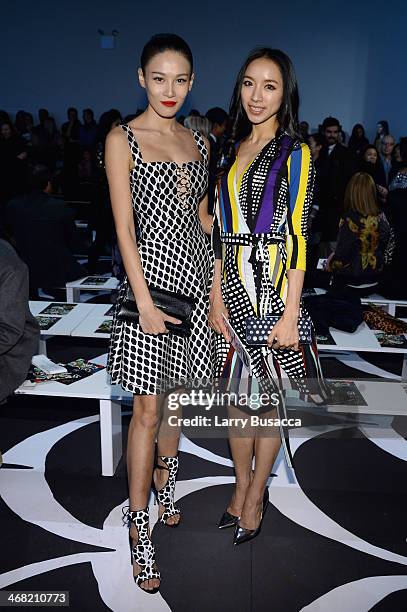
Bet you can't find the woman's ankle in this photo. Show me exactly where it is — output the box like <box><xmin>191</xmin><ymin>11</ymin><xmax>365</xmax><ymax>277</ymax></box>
<box><xmin>235</xmin><ymin>470</ymin><xmax>253</xmax><ymax>490</ymax></box>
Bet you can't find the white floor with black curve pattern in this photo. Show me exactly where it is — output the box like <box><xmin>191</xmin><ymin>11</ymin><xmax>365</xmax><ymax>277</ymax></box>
<box><xmin>1</xmin><ymin>333</ymin><xmax>407</xmax><ymax>612</ymax></box>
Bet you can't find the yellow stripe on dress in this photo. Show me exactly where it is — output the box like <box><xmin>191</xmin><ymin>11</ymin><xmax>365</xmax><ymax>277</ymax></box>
<box><xmin>228</xmin><ymin>159</ymin><xmax>239</xmax><ymax>233</ymax></box>
<box><xmin>292</xmin><ymin>144</ymin><xmax>309</xmax><ymax>270</ymax></box>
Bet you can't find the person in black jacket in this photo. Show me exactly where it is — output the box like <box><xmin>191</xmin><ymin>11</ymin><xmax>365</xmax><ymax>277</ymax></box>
<box><xmin>317</xmin><ymin>116</ymin><xmax>357</xmax><ymax>254</ymax></box>
<box><xmin>205</xmin><ymin>107</ymin><xmax>228</xmax><ymax>215</ymax></box>
<box><xmin>0</xmin><ymin>121</ymin><xmax>28</xmax><ymax>208</ymax></box>
<box><xmin>0</xmin><ymin>230</ymin><xmax>40</xmax><ymax>404</ymax></box>
<box><xmin>380</xmin><ymin>138</ymin><xmax>407</xmax><ymax>299</ymax></box>
<box><xmin>4</xmin><ymin>164</ymin><xmax>87</xmax><ymax>297</ymax></box>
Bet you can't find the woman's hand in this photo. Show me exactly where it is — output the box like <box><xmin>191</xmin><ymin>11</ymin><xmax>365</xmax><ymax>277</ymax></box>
<box><xmin>208</xmin><ymin>289</ymin><xmax>230</xmax><ymax>341</ymax></box>
<box><xmin>323</xmin><ymin>252</ymin><xmax>335</xmax><ymax>272</ymax></box>
<box><xmin>139</xmin><ymin>306</ymin><xmax>181</xmax><ymax>335</ymax></box>
<box><xmin>267</xmin><ymin>312</ymin><xmax>300</xmax><ymax>350</ymax></box>
<box><xmin>377</xmin><ymin>185</ymin><xmax>388</xmax><ymax>201</ymax></box>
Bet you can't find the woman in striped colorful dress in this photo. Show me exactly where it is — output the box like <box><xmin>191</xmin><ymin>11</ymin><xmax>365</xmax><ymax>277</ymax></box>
<box><xmin>209</xmin><ymin>48</ymin><xmax>328</xmax><ymax>545</ymax></box>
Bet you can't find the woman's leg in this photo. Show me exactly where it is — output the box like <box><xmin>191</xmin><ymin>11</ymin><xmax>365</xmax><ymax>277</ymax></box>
<box><xmin>225</xmin><ymin>405</ymin><xmax>255</xmax><ymax>516</ymax></box>
<box><xmin>155</xmin><ymin>392</ymin><xmax>182</xmax><ymax>525</ymax></box>
<box><xmin>239</xmin><ymin>414</ymin><xmax>281</xmax><ymax>530</ymax></box>
<box><xmin>128</xmin><ymin>394</ymin><xmax>161</xmax><ymax>591</ymax></box>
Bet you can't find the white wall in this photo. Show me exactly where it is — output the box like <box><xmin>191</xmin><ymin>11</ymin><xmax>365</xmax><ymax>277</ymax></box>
<box><xmin>2</xmin><ymin>0</ymin><xmax>406</xmax><ymax>140</ymax></box>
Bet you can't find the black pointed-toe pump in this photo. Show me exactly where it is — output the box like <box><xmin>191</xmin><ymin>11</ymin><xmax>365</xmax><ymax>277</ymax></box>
<box><xmin>218</xmin><ymin>508</ymin><xmax>240</xmax><ymax>529</ymax></box>
<box><xmin>233</xmin><ymin>488</ymin><xmax>269</xmax><ymax>546</ymax></box>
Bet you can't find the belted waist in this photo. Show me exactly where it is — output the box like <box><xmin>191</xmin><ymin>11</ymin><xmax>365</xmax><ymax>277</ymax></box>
<box><xmin>220</xmin><ymin>231</ymin><xmax>285</xmax><ymax>264</ymax></box>
<box><xmin>220</xmin><ymin>232</ymin><xmax>285</xmax><ymax>246</ymax></box>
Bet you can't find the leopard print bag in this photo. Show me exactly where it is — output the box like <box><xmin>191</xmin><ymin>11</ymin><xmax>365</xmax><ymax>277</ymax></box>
<box><xmin>363</xmin><ymin>304</ymin><xmax>407</xmax><ymax>334</ymax></box>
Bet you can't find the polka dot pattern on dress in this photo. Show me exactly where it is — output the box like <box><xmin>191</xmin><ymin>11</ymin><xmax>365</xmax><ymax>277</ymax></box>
<box><xmin>107</xmin><ymin>125</ymin><xmax>214</xmax><ymax>395</ymax></box>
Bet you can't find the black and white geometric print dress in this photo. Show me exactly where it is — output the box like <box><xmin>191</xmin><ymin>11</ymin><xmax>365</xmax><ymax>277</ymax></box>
<box><xmin>107</xmin><ymin>124</ymin><xmax>213</xmax><ymax>395</ymax></box>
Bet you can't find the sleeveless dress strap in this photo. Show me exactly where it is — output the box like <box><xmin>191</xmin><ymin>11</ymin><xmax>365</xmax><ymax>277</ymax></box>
<box><xmin>192</xmin><ymin>130</ymin><xmax>209</xmax><ymax>165</ymax></box>
<box><xmin>120</xmin><ymin>124</ymin><xmax>142</xmax><ymax>166</ymax></box>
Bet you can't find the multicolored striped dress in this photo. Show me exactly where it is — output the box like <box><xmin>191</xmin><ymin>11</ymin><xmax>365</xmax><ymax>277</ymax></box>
<box><xmin>212</xmin><ymin>131</ymin><xmax>327</xmax><ymax>413</ymax></box>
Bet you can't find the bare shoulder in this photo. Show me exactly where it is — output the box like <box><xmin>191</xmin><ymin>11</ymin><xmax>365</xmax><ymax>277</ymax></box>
<box><xmin>105</xmin><ymin>126</ymin><xmax>131</xmax><ymax>168</ymax></box>
<box><xmin>106</xmin><ymin>125</ymin><xmax>127</xmax><ymax>147</ymax></box>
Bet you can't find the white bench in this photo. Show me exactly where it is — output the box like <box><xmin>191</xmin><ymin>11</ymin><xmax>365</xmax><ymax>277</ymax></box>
<box><xmin>29</xmin><ymin>301</ymin><xmax>103</xmax><ymax>355</ymax></box>
<box><xmin>15</xmin><ymin>357</ymin><xmax>406</xmax><ymax>480</ymax></box>
<box><xmin>71</xmin><ymin>314</ymin><xmax>113</xmax><ymax>339</ymax></box>
<box><xmin>65</xmin><ymin>275</ymin><xmax>119</xmax><ymax>302</ymax></box>
<box><xmin>15</xmin><ymin>355</ymin><xmax>130</xmax><ymax>477</ymax></box>
<box><xmin>313</xmin><ymin>322</ymin><xmax>407</xmax><ymax>381</ymax></box>
<box><xmin>312</xmin><ymin>287</ymin><xmax>407</xmax><ymax>316</ymax></box>
<box><xmin>361</xmin><ymin>294</ymin><xmax>407</xmax><ymax>316</ymax></box>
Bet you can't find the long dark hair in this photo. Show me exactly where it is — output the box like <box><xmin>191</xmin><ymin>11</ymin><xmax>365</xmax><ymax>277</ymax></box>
<box><xmin>350</xmin><ymin>123</ymin><xmax>366</xmax><ymax>140</ymax></box>
<box><xmin>227</xmin><ymin>47</ymin><xmax>300</xmax><ymax>145</ymax></box>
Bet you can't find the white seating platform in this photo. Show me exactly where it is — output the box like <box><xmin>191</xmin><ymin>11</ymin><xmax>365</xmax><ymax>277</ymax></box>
<box><xmin>29</xmin><ymin>301</ymin><xmax>103</xmax><ymax>355</ymax></box>
<box><xmin>15</xmin><ymin>353</ymin><xmax>407</xmax><ymax>478</ymax></box>
<box><xmin>315</xmin><ymin>323</ymin><xmax>407</xmax><ymax>381</ymax></box>
<box><xmin>65</xmin><ymin>275</ymin><xmax>119</xmax><ymax>302</ymax></box>
<box><xmin>71</xmin><ymin>315</ymin><xmax>113</xmax><ymax>339</ymax></box>
<box><xmin>15</xmin><ymin>355</ymin><xmax>131</xmax><ymax>477</ymax></box>
<box><xmin>29</xmin><ymin>301</ymin><xmax>115</xmax><ymax>354</ymax></box>
<box><xmin>312</xmin><ymin>287</ymin><xmax>407</xmax><ymax>316</ymax></box>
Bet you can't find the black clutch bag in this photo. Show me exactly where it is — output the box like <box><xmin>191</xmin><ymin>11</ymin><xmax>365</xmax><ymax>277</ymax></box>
<box><xmin>117</xmin><ymin>283</ymin><xmax>196</xmax><ymax>337</ymax></box>
<box><xmin>245</xmin><ymin>314</ymin><xmax>312</xmax><ymax>346</ymax></box>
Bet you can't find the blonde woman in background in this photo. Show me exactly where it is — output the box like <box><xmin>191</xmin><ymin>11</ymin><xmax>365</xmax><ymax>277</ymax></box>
<box><xmin>325</xmin><ymin>172</ymin><xmax>390</xmax><ymax>296</ymax></box>
<box><xmin>184</xmin><ymin>114</ymin><xmax>212</xmax><ymax>138</ymax></box>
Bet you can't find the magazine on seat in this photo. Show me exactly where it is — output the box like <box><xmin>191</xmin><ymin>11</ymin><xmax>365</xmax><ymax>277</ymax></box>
<box><xmin>221</xmin><ymin>314</ymin><xmax>252</xmax><ymax>374</ymax></box>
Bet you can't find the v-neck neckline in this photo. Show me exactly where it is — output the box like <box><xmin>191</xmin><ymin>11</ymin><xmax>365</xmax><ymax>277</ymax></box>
<box><xmin>235</xmin><ymin>134</ymin><xmax>278</xmax><ymax>183</ymax></box>
<box><xmin>235</xmin><ymin>156</ymin><xmax>253</xmax><ymax>193</ymax></box>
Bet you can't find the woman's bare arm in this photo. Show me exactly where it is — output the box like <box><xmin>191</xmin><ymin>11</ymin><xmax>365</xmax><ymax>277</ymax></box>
<box><xmin>198</xmin><ymin>135</ymin><xmax>214</xmax><ymax>234</ymax></box>
<box><xmin>105</xmin><ymin>127</ymin><xmax>180</xmax><ymax>334</ymax></box>
<box><xmin>105</xmin><ymin>127</ymin><xmax>152</xmax><ymax>311</ymax></box>
<box><xmin>198</xmin><ymin>193</ymin><xmax>213</xmax><ymax>234</ymax></box>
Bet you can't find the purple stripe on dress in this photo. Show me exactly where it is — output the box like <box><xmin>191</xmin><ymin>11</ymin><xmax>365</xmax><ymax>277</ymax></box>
<box><xmin>254</xmin><ymin>136</ymin><xmax>291</xmax><ymax>233</ymax></box>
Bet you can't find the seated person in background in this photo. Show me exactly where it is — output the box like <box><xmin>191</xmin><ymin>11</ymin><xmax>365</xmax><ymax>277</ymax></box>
<box><xmin>0</xmin><ymin>229</ymin><xmax>40</xmax><ymax>404</ymax></box>
<box><xmin>205</xmin><ymin>107</ymin><xmax>228</xmax><ymax>214</ymax></box>
<box><xmin>324</xmin><ymin>172</ymin><xmax>390</xmax><ymax>296</ymax></box>
<box><xmin>377</xmin><ymin>134</ymin><xmax>397</xmax><ymax>188</ymax></box>
<box><xmin>183</xmin><ymin>114</ymin><xmax>211</xmax><ymax>138</ymax></box>
<box><xmin>299</xmin><ymin>120</ymin><xmax>310</xmax><ymax>142</ymax></box>
<box><xmin>306</xmin><ymin>133</ymin><xmax>325</xmax><ymax>271</ymax></box>
<box><xmin>4</xmin><ymin>164</ymin><xmax>87</xmax><ymax>298</ymax></box>
<box><xmin>380</xmin><ymin>138</ymin><xmax>407</xmax><ymax>299</ymax></box>
<box><xmin>317</xmin><ymin>116</ymin><xmax>357</xmax><ymax>255</ymax></box>
<box><xmin>0</xmin><ymin>121</ymin><xmax>28</xmax><ymax>207</ymax></box>
<box><xmin>359</xmin><ymin>144</ymin><xmax>388</xmax><ymax>204</ymax></box>
<box><xmin>348</xmin><ymin>123</ymin><xmax>369</xmax><ymax>156</ymax></box>
<box><xmin>392</xmin><ymin>142</ymin><xmax>402</xmax><ymax>165</ymax></box>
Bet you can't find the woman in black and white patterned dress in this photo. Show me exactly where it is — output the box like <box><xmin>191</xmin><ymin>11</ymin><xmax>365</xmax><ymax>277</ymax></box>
<box><xmin>105</xmin><ymin>34</ymin><xmax>213</xmax><ymax>593</ymax></box>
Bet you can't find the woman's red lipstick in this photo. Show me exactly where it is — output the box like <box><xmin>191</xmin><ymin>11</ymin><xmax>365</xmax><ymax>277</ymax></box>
<box><xmin>161</xmin><ymin>101</ymin><xmax>177</xmax><ymax>107</ymax></box>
